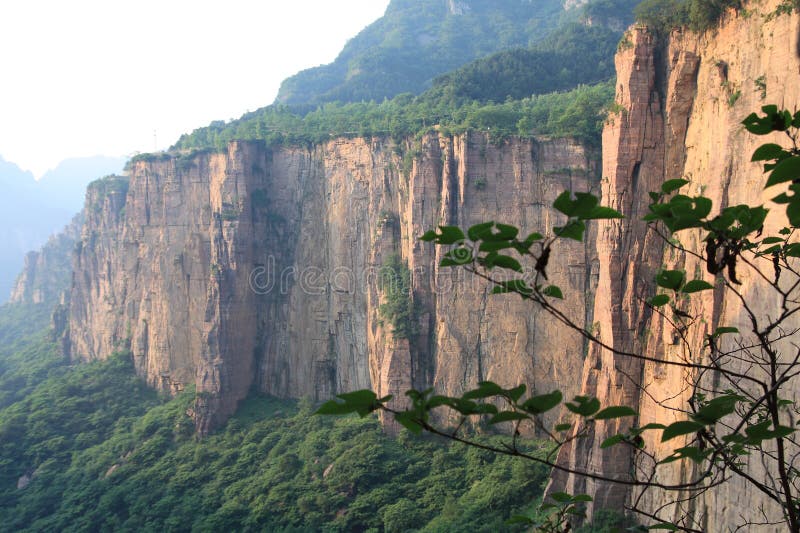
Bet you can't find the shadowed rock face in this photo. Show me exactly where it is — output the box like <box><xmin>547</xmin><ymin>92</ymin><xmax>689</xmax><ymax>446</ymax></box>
<box><xmin>66</xmin><ymin>133</ymin><xmax>599</xmax><ymax>435</ymax></box>
<box><xmin>552</xmin><ymin>2</ymin><xmax>800</xmax><ymax>529</ymax></box>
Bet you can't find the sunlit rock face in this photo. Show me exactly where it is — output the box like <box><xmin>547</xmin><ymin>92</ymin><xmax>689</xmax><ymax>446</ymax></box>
<box><xmin>551</xmin><ymin>2</ymin><xmax>800</xmax><ymax>529</ymax></box>
<box><xmin>66</xmin><ymin>133</ymin><xmax>599</xmax><ymax>435</ymax></box>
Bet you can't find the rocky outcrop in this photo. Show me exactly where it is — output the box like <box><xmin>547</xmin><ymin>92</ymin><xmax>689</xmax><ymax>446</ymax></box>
<box><xmin>552</xmin><ymin>3</ymin><xmax>800</xmax><ymax>529</ymax></box>
<box><xmin>67</xmin><ymin>134</ymin><xmax>599</xmax><ymax>434</ymax></box>
<box><xmin>10</xmin><ymin>214</ymin><xmax>82</xmax><ymax>305</ymax></box>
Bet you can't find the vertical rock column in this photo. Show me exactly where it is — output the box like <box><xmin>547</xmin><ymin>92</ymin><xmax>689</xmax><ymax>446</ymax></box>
<box><xmin>194</xmin><ymin>142</ymin><xmax>267</xmax><ymax>434</ymax></box>
<box><xmin>550</xmin><ymin>28</ymin><xmax>674</xmax><ymax>511</ymax></box>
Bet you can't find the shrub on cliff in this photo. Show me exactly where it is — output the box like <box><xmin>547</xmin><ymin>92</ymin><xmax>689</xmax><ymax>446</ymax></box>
<box><xmin>378</xmin><ymin>254</ymin><xmax>417</xmax><ymax>339</ymax></box>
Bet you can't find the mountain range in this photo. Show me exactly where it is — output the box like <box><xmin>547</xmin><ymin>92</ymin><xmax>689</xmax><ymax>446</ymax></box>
<box><xmin>0</xmin><ymin>155</ymin><xmax>125</xmax><ymax>302</ymax></box>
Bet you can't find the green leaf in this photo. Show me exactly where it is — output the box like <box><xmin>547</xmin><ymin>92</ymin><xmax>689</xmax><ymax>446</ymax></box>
<box><xmin>553</xmin><ymin>191</ymin><xmax>575</xmax><ymax>216</ymax></box>
<box><xmin>681</xmin><ymin>280</ymin><xmax>714</xmax><ymax>293</ymax></box>
<box><xmin>426</xmin><ymin>395</ymin><xmax>454</xmax><ymax>409</ymax></box>
<box><xmin>722</xmin><ymin>432</ymin><xmax>747</xmax><ymax>444</ymax></box>
<box><xmin>463</xmin><ymin>381</ymin><xmax>504</xmax><ymax>400</ymax></box>
<box><xmin>468</xmin><ymin>222</ymin><xmax>494</xmax><ymax>241</ymax></box>
<box><xmin>692</xmin><ymin>394</ymin><xmax>742</xmax><ymax>424</ymax></box>
<box><xmin>554</xmin><ymin>219</ymin><xmax>586</xmax><ymax>242</ymax></box>
<box><xmin>785</xmin><ymin>243</ymin><xmax>800</xmax><ymax>257</ymax></box>
<box><xmin>742</xmin><ymin>106</ymin><xmax>783</xmax><ymax>135</ymax></box>
<box><xmin>637</xmin><ymin>423</ymin><xmax>667</xmax><ymax>431</ymax></box>
<box><xmin>489</xmin><ymin>411</ymin><xmax>530</xmax><ymax>424</ymax></box>
<box><xmin>571</xmin><ymin>494</ymin><xmax>593</xmax><ymax>502</ymax></box>
<box><xmin>566</xmin><ymin>396</ymin><xmax>601</xmax><ymax>417</ymax></box>
<box><xmin>491</xmin><ymin>223</ymin><xmax>519</xmax><ymax>241</ymax></box>
<box><xmin>491</xmin><ymin>279</ymin><xmax>533</xmax><ymax>297</ymax></box>
<box><xmin>600</xmin><ymin>434</ymin><xmax>625</xmax><ymax>448</ymax></box>
<box><xmin>648</xmin><ymin>522</ymin><xmax>680</xmax><ymax>530</ymax></box>
<box><xmin>440</xmin><ymin>257</ymin><xmax>465</xmax><ymax>267</ymax></box>
<box><xmin>471</xmin><ymin>403</ymin><xmax>499</xmax><ymax>415</ymax></box>
<box><xmin>549</xmin><ymin>492</ymin><xmax>573</xmax><ymax>503</ymax></box>
<box><xmin>553</xmin><ymin>191</ymin><xmax>604</xmax><ymax>219</ymax></box>
<box><xmin>485</xmin><ymin>254</ymin><xmax>523</xmax><ymax>272</ymax></box>
<box><xmin>316</xmin><ymin>389</ymin><xmax>382</xmax><ymax>416</ymax></box>
<box><xmin>542</xmin><ymin>285</ymin><xmax>564</xmax><ymax>299</ymax></box>
<box><xmin>395</xmin><ymin>412</ymin><xmax>423</xmax><ymax>435</ymax></box>
<box><xmin>521</xmin><ymin>390</ymin><xmax>563</xmax><ymax>414</ymax></box>
<box><xmin>712</xmin><ymin>326</ymin><xmax>739</xmax><ymax>337</ymax></box>
<box><xmin>585</xmin><ymin>206</ymin><xmax>624</xmax><ymax>219</ymax></box>
<box><xmin>447</xmin><ymin>398</ymin><xmax>480</xmax><ymax>415</ymax></box>
<box><xmin>744</xmin><ymin>421</ymin><xmax>796</xmax><ymax>444</ymax></box>
<box><xmin>315</xmin><ymin>400</ymin><xmax>357</xmax><ymax>416</ymax></box>
<box><xmin>479</xmin><ymin>241</ymin><xmax>515</xmax><ymax>252</ymax></box>
<box><xmin>506</xmin><ymin>515</ymin><xmax>534</xmax><ymax>525</ymax></box>
<box><xmin>751</xmin><ymin>143</ymin><xmax>785</xmax><ymax>161</ymax></box>
<box><xmin>771</xmin><ymin>425</ymin><xmax>796</xmax><ymax>438</ymax></box>
<box><xmin>594</xmin><ymin>406</ymin><xmax>637</xmax><ymax>420</ymax></box>
<box><xmin>338</xmin><ymin>390</ymin><xmax>382</xmax><ymax>416</ymax></box>
<box><xmin>420</xmin><ymin>230</ymin><xmax>438</xmax><ymax>241</ymax></box>
<box><xmin>506</xmin><ymin>384</ymin><xmax>527</xmax><ymax>402</ymax></box>
<box><xmin>648</xmin><ymin>294</ymin><xmax>670</xmax><ymax>307</ymax></box>
<box><xmin>571</xmin><ymin>192</ymin><xmax>600</xmax><ymax>218</ymax></box>
<box><xmin>442</xmin><ymin>247</ymin><xmax>473</xmax><ymax>265</ymax></box>
<box><xmin>766</xmin><ymin>156</ymin><xmax>800</xmax><ymax>188</ymax></box>
<box><xmin>744</xmin><ymin>420</ymin><xmax>772</xmax><ymax>442</ymax></box>
<box><xmin>788</xmin><ymin>197</ymin><xmax>800</xmax><ymax>226</ymax></box>
<box><xmin>523</xmin><ymin>232</ymin><xmax>543</xmax><ymax>244</ymax></box>
<box><xmin>656</xmin><ymin>269</ymin><xmax>685</xmax><ymax>290</ymax></box>
<box><xmin>661</xmin><ymin>420</ymin><xmax>704</xmax><ymax>442</ymax></box>
<box><xmin>336</xmin><ymin>390</ymin><xmax>377</xmax><ymax>403</ymax></box>
<box><xmin>661</xmin><ymin>179</ymin><xmax>689</xmax><ymax>194</ymax></box>
<box><xmin>555</xmin><ymin>423</ymin><xmax>572</xmax><ymax>431</ymax></box>
<box><xmin>437</xmin><ymin>225</ymin><xmax>465</xmax><ymax>244</ymax></box>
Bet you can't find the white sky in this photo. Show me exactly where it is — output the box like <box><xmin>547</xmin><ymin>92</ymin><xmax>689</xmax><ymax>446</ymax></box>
<box><xmin>0</xmin><ymin>0</ymin><xmax>390</xmax><ymax>177</ymax></box>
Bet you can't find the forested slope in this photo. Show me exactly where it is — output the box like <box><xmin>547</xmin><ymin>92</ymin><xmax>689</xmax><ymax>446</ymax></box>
<box><xmin>0</xmin><ymin>304</ymin><xmax>554</xmax><ymax>532</ymax></box>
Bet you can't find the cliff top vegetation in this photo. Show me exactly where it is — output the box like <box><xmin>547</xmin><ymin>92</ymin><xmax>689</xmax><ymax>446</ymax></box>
<box><xmin>167</xmin><ymin>0</ymin><xmax>638</xmax><ymax>156</ymax></box>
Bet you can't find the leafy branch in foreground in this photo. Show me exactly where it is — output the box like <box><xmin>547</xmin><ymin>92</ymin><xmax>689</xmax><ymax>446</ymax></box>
<box><xmin>319</xmin><ymin>105</ymin><xmax>800</xmax><ymax>532</ymax></box>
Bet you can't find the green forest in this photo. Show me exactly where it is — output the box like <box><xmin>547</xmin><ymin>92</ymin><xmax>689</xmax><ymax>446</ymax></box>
<box><xmin>168</xmin><ymin>82</ymin><xmax>615</xmax><ymax>156</ymax></box>
<box><xmin>273</xmin><ymin>0</ymin><xmax>569</xmax><ymax>106</ymax></box>
<box><xmin>168</xmin><ymin>0</ymin><xmax>638</xmax><ymax>155</ymax></box>
<box><xmin>0</xmin><ymin>303</ymin><xmax>566</xmax><ymax>532</ymax></box>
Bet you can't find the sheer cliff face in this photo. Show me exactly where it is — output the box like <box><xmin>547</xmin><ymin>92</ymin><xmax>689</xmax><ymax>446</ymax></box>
<box><xmin>553</xmin><ymin>3</ymin><xmax>800</xmax><ymax>528</ymax></box>
<box><xmin>67</xmin><ymin>134</ymin><xmax>598</xmax><ymax>434</ymax></box>
<box><xmin>10</xmin><ymin>214</ymin><xmax>82</xmax><ymax>305</ymax></box>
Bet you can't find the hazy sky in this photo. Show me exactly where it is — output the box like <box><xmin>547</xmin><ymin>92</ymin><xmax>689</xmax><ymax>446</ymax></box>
<box><xmin>0</xmin><ymin>0</ymin><xmax>390</xmax><ymax>177</ymax></box>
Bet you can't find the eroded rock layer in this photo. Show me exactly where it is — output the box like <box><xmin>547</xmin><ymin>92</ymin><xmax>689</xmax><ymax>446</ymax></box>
<box><xmin>66</xmin><ymin>134</ymin><xmax>599</xmax><ymax>434</ymax></box>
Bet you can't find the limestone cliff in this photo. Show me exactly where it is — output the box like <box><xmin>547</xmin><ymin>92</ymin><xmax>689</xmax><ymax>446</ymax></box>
<box><xmin>10</xmin><ymin>213</ymin><xmax>82</xmax><ymax>305</ymax></box>
<box><xmin>66</xmin><ymin>134</ymin><xmax>599</xmax><ymax>434</ymax></box>
<box><xmin>552</xmin><ymin>2</ymin><xmax>800</xmax><ymax>529</ymax></box>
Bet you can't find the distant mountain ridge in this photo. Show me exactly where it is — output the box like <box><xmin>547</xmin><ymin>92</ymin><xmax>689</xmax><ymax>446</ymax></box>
<box><xmin>274</xmin><ymin>0</ymin><xmax>568</xmax><ymax>106</ymax></box>
<box><xmin>0</xmin><ymin>154</ymin><xmax>125</xmax><ymax>303</ymax></box>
